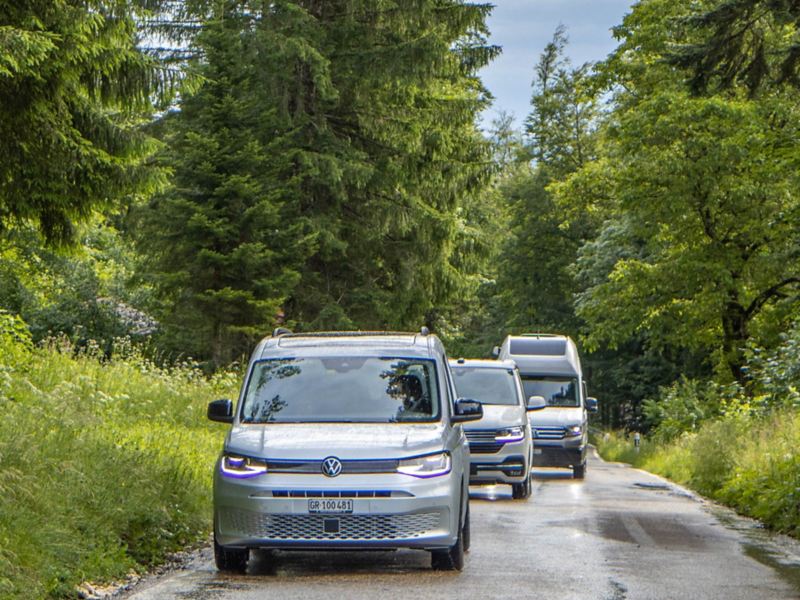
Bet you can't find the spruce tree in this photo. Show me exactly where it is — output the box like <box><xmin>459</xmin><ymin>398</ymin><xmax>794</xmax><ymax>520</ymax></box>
<box><xmin>277</xmin><ymin>1</ymin><xmax>499</xmax><ymax>331</ymax></box>
<box><xmin>0</xmin><ymin>0</ymin><xmax>178</xmax><ymax>245</ymax></box>
<box><xmin>137</xmin><ymin>2</ymin><xmax>313</xmax><ymax>365</ymax></box>
<box><xmin>139</xmin><ymin>0</ymin><xmax>498</xmax><ymax>362</ymax></box>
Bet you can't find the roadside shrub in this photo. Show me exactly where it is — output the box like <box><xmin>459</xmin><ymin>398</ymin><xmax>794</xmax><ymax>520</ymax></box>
<box><xmin>716</xmin><ymin>411</ymin><xmax>800</xmax><ymax>536</ymax></box>
<box><xmin>596</xmin><ymin>409</ymin><xmax>800</xmax><ymax>537</ymax></box>
<box><xmin>642</xmin><ymin>376</ymin><xmax>727</xmax><ymax>442</ymax></box>
<box><xmin>683</xmin><ymin>416</ymin><xmax>746</xmax><ymax>496</ymax></box>
<box><xmin>746</xmin><ymin>321</ymin><xmax>800</xmax><ymax>412</ymax></box>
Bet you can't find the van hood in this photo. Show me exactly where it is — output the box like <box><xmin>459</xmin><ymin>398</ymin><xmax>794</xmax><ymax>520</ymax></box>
<box><xmin>464</xmin><ymin>404</ymin><xmax>525</xmax><ymax>431</ymax></box>
<box><xmin>529</xmin><ymin>407</ymin><xmax>584</xmax><ymax>428</ymax></box>
<box><xmin>225</xmin><ymin>422</ymin><xmax>446</xmax><ymax>460</ymax></box>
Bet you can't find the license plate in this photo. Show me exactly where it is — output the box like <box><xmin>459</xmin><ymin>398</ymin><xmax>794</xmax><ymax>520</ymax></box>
<box><xmin>533</xmin><ymin>448</ymin><xmax>543</xmax><ymax>455</ymax></box>
<box><xmin>308</xmin><ymin>499</ymin><xmax>354</xmax><ymax>514</ymax></box>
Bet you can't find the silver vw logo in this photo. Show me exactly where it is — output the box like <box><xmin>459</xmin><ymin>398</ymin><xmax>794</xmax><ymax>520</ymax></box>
<box><xmin>321</xmin><ymin>457</ymin><xmax>343</xmax><ymax>477</ymax></box>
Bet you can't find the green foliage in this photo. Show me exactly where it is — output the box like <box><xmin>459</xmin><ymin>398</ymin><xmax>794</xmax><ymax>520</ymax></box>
<box><xmin>560</xmin><ymin>58</ymin><xmax>800</xmax><ymax>383</ymax></box>
<box><xmin>0</xmin><ymin>221</ymin><xmax>152</xmax><ymax>348</ymax></box>
<box><xmin>0</xmin><ymin>334</ymin><xmax>237</xmax><ymax>599</ymax></box>
<box><xmin>642</xmin><ymin>377</ymin><xmax>726</xmax><ymax>442</ymax></box>
<box><xmin>0</xmin><ymin>0</ymin><xmax>177</xmax><ymax>246</ymax></box>
<box><xmin>746</xmin><ymin>319</ymin><xmax>800</xmax><ymax>411</ymax></box>
<box><xmin>669</xmin><ymin>0</ymin><xmax>800</xmax><ymax>93</ymax></box>
<box><xmin>717</xmin><ymin>411</ymin><xmax>800</xmax><ymax>535</ymax></box>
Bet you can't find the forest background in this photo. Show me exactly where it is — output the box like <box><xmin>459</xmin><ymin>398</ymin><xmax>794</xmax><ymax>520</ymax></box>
<box><xmin>1</xmin><ymin>1</ymin><xmax>800</xmax><ymax>597</ymax></box>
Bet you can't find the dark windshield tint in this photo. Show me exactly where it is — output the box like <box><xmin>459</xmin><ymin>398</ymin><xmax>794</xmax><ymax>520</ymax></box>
<box><xmin>520</xmin><ymin>376</ymin><xmax>579</xmax><ymax>407</ymax></box>
<box><xmin>451</xmin><ymin>367</ymin><xmax>520</xmax><ymax>406</ymax></box>
<box><xmin>240</xmin><ymin>357</ymin><xmax>440</xmax><ymax>423</ymax></box>
<box><xmin>509</xmin><ymin>338</ymin><xmax>567</xmax><ymax>356</ymax></box>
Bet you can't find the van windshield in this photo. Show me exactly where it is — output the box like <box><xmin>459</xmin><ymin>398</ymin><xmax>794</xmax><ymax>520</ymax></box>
<box><xmin>451</xmin><ymin>367</ymin><xmax>520</xmax><ymax>406</ymax></box>
<box><xmin>240</xmin><ymin>357</ymin><xmax>440</xmax><ymax>423</ymax></box>
<box><xmin>520</xmin><ymin>376</ymin><xmax>579</xmax><ymax>407</ymax></box>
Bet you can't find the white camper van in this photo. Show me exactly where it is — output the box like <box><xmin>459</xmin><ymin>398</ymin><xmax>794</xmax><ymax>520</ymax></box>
<box><xmin>495</xmin><ymin>334</ymin><xmax>597</xmax><ymax>479</ymax></box>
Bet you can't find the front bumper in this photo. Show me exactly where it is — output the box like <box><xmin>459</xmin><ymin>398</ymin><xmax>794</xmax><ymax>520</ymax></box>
<box><xmin>532</xmin><ymin>438</ymin><xmax>585</xmax><ymax>468</ymax></box>
<box><xmin>469</xmin><ymin>454</ymin><xmax>528</xmax><ymax>485</ymax></box>
<box><xmin>213</xmin><ymin>466</ymin><xmax>460</xmax><ymax>550</ymax></box>
<box><xmin>466</xmin><ymin>436</ymin><xmax>531</xmax><ymax>485</ymax></box>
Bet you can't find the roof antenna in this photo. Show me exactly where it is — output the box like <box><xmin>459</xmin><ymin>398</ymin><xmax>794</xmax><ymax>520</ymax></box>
<box><xmin>272</xmin><ymin>327</ymin><xmax>292</xmax><ymax>337</ymax></box>
<box><xmin>420</xmin><ymin>326</ymin><xmax>430</xmax><ymax>336</ymax></box>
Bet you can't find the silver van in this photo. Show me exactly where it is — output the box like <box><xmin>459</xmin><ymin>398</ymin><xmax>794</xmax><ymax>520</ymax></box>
<box><xmin>207</xmin><ymin>328</ymin><xmax>482</xmax><ymax>572</ymax></box>
<box><xmin>495</xmin><ymin>334</ymin><xmax>598</xmax><ymax>479</ymax></box>
<box><xmin>449</xmin><ymin>359</ymin><xmax>542</xmax><ymax>499</ymax></box>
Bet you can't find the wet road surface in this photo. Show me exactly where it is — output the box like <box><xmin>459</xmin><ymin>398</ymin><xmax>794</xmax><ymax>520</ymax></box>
<box><xmin>125</xmin><ymin>452</ymin><xmax>800</xmax><ymax>599</ymax></box>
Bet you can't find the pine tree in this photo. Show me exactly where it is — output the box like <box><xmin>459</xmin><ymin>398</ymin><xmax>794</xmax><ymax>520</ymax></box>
<box><xmin>0</xmin><ymin>0</ymin><xmax>178</xmax><ymax>245</ymax></box>
<box><xmin>137</xmin><ymin>2</ymin><xmax>314</xmax><ymax>365</ymax></box>
<box><xmin>139</xmin><ymin>0</ymin><xmax>499</xmax><ymax>363</ymax></box>
<box><xmin>669</xmin><ymin>0</ymin><xmax>800</xmax><ymax>93</ymax></box>
<box><xmin>275</xmin><ymin>1</ymin><xmax>499</xmax><ymax>332</ymax></box>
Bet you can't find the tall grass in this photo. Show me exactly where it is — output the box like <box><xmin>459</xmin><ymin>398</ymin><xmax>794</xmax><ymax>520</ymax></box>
<box><xmin>0</xmin><ymin>315</ymin><xmax>238</xmax><ymax>599</ymax></box>
<box><xmin>595</xmin><ymin>411</ymin><xmax>800</xmax><ymax>535</ymax></box>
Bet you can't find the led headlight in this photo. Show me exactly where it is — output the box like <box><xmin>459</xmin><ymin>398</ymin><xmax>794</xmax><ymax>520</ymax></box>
<box><xmin>495</xmin><ymin>426</ymin><xmax>525</xmax><ymax>443</ymax></box>
<box><xmin>220</xmin><ymin>454</ymin><xmax>268</xmax><ymax>478</ymax></box>
<box><xmin>397</xmin><ymin>452</ymin><xmax>451</xmax><ymax>478</ymax></box>
<box><xmin>566</xmin><ymin>425</ymin><xmax>582</xmax><ymax>437</ymax></box>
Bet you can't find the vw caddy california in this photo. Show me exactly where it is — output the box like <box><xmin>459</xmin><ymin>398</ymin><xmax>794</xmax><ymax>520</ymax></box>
<box><xmin>449</xmin><ymin>358</ymin><xmax>543</xmax><ymax>499</ymax></box>
<box><xmin>495</xmin><ymin>334</ymin><xmax>597</xmax><ymax>479</ymax></box>
<box><xmin>207</xmin><ymin>328</ymin><xmax>482</xmax><ymax>572</ymax></box>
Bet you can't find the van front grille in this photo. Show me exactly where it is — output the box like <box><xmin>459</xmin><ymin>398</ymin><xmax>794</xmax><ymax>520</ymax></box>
<box><xmin>534</xmin><ymin>426</ymin><xmax>566</xmax><ymax>440</ymax></box>
<box><xmin>270</xmin><ymin>490</ymin><xmax>392</xmax><ymax>498</ymax></box>
<box><xmin>467</xmin><ymin>442</ymin><xmax>504</xmax><ymax>454</ymax></box>
<box><xmin>465</xmin><ymin>430</ymin><xmax>504</xmax><ymax>454</ymax></box>
<box><xmin>224</xmin><ymin>510</ymin><xmax>441</xmax><ymax>541</ymax></box>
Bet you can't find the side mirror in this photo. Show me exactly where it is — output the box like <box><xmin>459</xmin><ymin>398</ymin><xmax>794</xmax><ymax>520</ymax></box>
<box><xmin>527</xmin><ymin>395</ymin><xmax>547</xmax><ymax>411</ymax></box>
<box><xmin>585</xmin><ymin>397</ymin><xmax>599</xmax><ymax>413</ymax></box>
<box><xmin>452</xmin><ymin>398</ymin><xmax>483</xmax><ymax>423</ymax></box>
<box><xmin>208</xmin><ymin>399</ymin><xmax>234</xmax><ymax>423</ymax></box>
<box><xmin>491</xmin><ymin>346</ymin><xmax>501</xmax><ymax>358</ymax></box>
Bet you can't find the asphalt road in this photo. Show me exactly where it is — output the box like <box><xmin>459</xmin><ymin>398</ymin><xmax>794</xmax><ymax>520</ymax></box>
<box><xmin>125</xmin><ymin>452</ymin><xmax>800</xmax><ymax>600</ymax></box>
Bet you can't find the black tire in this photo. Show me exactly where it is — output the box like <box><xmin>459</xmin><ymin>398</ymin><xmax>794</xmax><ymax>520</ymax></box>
<box><xmin>573</xmin><ymin>463</ymin><xmax>586</xmax><ymax>480</ymax></box>
<box><xmin>511</xmin><ymin>474</ymin><xmax>532</xmax><ymax>499</ymax></box>
<box><xmin>214</xmin><ymin>532</ymin><xmax>249</xmax><ymax>573</ymax></box>
<box><xmin>431</xmin><ymin>497</ymin><xmax>466</xmax><ymax>570</ymax></box>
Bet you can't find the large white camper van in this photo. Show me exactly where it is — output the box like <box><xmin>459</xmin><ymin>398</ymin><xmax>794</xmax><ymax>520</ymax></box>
<box><xmin>495</xmin><ymin>334</ymin><xmax>597</xmax><ymax>479</ymax></box>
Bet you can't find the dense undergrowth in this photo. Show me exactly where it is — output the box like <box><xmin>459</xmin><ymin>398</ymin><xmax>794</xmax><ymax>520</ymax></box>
<box><xmin>0</xmin><ymin>312</ymin><xmax>237</xmax><ymax>599</ymax></box>
<box><xmin>596</xmin><ymin>410</ymin><xmax>800</xmax><ymax>536</ymax></box>
<box><xmin>596</xmin><ymin>320</ymin><xmax>800</xmax><ymax>537</ymax></box>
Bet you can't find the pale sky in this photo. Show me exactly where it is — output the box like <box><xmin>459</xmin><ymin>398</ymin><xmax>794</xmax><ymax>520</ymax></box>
<box><xmin>479</xmin><ymin>0</ymin><xmax>634</xmax><ymax>129</ymax></box>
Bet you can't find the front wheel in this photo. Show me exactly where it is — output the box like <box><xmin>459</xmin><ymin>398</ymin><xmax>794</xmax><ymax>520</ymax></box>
<box><xmin>214</xmin><ymin>532</ymin><xmax>249</xmax><ymax>573</ymax></box>
<box><xmin>511</xmin><ymin>474</ymin><xmax>532</xmax><ymax>499</ymax></box>
<box><xmin>431</xmin><ymin>498</ymin><xmax>466</xmax><ymax>570</ymax></box>
<box><xmin>573</xmin><ymin>462</ymin><xmax>586</xmax><ymax>480</ymax></box>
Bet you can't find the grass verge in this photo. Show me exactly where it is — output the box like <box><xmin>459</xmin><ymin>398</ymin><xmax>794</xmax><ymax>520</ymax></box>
<box><xmin>0</xmin><ymin>320</ymin><xmax>237</xmax><ymax>599</ymax></box>
<box><xmin>595</xmin><ymin>411</ymin><xmax>800</xmax><ymax>536</ymax></box>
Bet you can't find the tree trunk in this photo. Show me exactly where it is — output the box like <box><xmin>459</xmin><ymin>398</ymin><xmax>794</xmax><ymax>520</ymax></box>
<box><xmin>721</xmin><ymin>300</ymin><xmax>748</xmax><ymax>385</ymax></box>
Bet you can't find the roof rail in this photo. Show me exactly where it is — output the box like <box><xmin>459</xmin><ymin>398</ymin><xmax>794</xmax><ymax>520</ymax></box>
<box><xmin>519</xmin><ymin>332</ymin><xmax>564</xmax><ymax>338</ymax></box>
<box><xmin>272</xmin><ymin>327</ymin><xmax>292</xmax><ymax>337</ymax></box>
<box><xmin>276</xmin><ymin>331</ymin><xmax>415</xmax><ymax>338</ymax></box>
